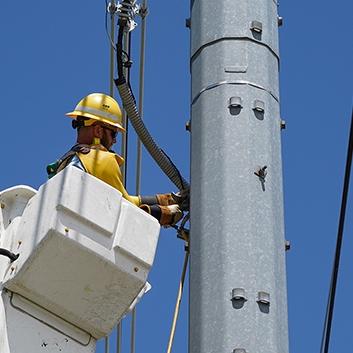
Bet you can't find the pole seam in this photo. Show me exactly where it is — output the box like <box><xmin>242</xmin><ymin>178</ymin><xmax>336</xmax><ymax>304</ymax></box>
<box><xmin>190</xmin><ymin>36</ymin><xmax>280</xmax><ymax>66</ymax></box>
<box><xmin>191</xmin><ymin>79</ymin><xmax>280</xmax><ymax>106</ymax></box>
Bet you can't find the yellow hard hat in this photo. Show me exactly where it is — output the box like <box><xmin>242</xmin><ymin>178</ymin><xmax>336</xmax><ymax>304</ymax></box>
<box><xmin>66</xmin><ymin>93</ymin><xmax>126</xmax><ymax>132</ymax></box>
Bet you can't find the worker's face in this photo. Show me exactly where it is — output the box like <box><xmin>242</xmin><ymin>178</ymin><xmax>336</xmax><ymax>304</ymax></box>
<box><xmin>100</xmin><ymin>126</ymin><xmax>117</xmax><ymax>150</ymax></box>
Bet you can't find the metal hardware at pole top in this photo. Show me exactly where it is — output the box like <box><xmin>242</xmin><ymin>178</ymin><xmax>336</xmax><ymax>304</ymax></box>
<box><xmin>113</xmin><ymin>0</ymin><xmax>141</xmax><ymax>32</ymax></box>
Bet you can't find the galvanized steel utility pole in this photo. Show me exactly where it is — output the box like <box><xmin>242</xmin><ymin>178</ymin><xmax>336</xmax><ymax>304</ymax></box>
<box><xmin>188</xmin><ymin>1</ymin><xmax>289</xmax><ymax>352</ymax></box>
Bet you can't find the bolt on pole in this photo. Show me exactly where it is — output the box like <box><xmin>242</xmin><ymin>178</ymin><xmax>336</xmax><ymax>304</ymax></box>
<box><xmin>188</xmin><ymin>1</ymin><xmax>289</xmax><ymax>352</ymax></box>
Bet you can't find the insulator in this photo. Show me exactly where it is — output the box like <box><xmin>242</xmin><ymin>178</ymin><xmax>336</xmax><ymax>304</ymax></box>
<box><xmin>117</xmin><ymin>0</ymin><xmax>140</xmax><ymax>32</ymax></box>
<box><xmin>117</xmin><ymin>0</ymin><xmax>139</xmax><ymax>20</ymax></box>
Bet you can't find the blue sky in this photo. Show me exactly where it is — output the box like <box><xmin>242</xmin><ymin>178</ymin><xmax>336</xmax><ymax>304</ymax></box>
<box><xmin>1</xmin><ymin>1</ymin><xmax>353</xmax><ymax>353</ymax></box>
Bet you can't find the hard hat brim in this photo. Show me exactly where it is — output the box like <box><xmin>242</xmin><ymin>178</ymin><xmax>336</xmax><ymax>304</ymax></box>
<box><xmin>66</xmin><ymin>110</ymin><xmax>126</xmax><ymax>132</ymax></box>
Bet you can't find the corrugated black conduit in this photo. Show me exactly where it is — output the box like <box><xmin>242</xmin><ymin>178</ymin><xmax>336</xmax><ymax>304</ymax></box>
<box><xmin>114</xmin><ymin>18</ymin><xmax>189</xmax><ymax>191</ymax></box>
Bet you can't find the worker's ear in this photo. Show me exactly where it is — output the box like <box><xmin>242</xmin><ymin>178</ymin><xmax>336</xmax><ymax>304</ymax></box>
<box><xmin>92</xmin><ymin>125</ymin><xmax>103</xmax><ymax>138</ymax></box>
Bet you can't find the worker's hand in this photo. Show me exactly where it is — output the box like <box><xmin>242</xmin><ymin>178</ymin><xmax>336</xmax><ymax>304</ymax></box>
<box><xmin>171</xmin><ymin>189</ymin><xmax>190</xmax><ymax>212</ymax></box>
<box><xmin>140</xmin><ymin>193</ymin><xmax>176</xmax><ymax>206</ymax></box>
<box><xmin>141</xmin><ymin>190</ymin><xmax>190</xmax><ymax>211</ymax></box>
<box><xmin>156</xmin><ymin>189</ymin><xmax>189</xmax><ymax>210</ymax></box>
<box><xmin>155</xmin><ymin>193</ymin><xmax>177</xmax><ymax>206</ymax></box>
<box><xmin>139</xmin><ymin>204</ymin><xmax>184</xmax><ymax>227</ymax></box>
<box><xmin>159</xmin><ymin>204</ymin><xmax>184</xmax><ymax>228</ymax></box>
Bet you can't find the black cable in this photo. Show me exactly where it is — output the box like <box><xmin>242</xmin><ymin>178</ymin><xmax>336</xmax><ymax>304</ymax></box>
<box><xmin>0</xmin><ymin>248</ymin><xmax>19</xmax><ymax>262</ymax></box>
<box><xmin>321</xmin><ymin>106</ymin><xmax>353</xmax><ymax>353</ymax></box>
<box><xmin>122</xmin><ymin>31</ymin><xmax>133</xmax><ymax>184</ymax></box>
<box><xmin>104</xmin><ymin>0</ymin><xmax>117</xmax><ymax>50</ymax></box>
<box><xmin>116</xmin><ymin>23</ymin><xmax>125</xmax><ymax>80</ymax></box>
<box><xmin>160</xmin><ymin>148</ymin><xmax>186</xmax><ymax>191</ymax></box>
<box><xmin>320</xmin><ymin>270</ymin><xmax>333</xmax><ymax>353</ymax></box>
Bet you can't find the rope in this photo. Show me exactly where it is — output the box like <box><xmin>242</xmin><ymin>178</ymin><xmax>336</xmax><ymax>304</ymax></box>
<box><xmin>320</xmin><ymin>105</ymin><xmax>353</xmax><ymax>353</ymax></box>
<box><xmin>166</xmin><ymin>247</ymin><xmax>189</xmax><ymax>353</ymax></box>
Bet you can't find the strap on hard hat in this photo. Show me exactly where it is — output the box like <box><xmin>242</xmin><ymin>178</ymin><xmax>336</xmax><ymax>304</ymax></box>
<box><xmin>72</xmin><ymin>118</ymin><xmax>96</xmax><ymax>129</ymax></box>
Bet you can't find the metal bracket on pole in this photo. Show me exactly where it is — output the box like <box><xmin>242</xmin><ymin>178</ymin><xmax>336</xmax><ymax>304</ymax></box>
<box><xmin>254</xmin><ymin>165</ymin><xmax>268</xmax><ymax>179</ymax></box>
<box><xmin>139</xmin><ymin>5</ymin><xmax>149</xmax><ymax>19</ymax></box>
<box><xmin>231</xmin><ymin>288</ymin><xmax>247</xmax><ymax>302</ymax></box>
<box><xmin>107</xmin><ymin>2</ymin><xmax>119</xmax><ymax>14</ymax></box>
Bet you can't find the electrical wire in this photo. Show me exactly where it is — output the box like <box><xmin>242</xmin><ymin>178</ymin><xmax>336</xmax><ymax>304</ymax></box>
<box><xmin>120</xmin><ymin>32</ymin><xmax>132</xmax><ymax>185</ymax></box>
<box><xmin>131</xmin><ymin>3</ymin><xmax>148</xmax><ymax>351</ymax></box>
<box><xmin>166</xmin><ymin>247</ymin><xmax>189</xmax><ymax>353</ymax></box>
<box><xmin>320</xmin><ymin>105</ymin><xmax>353</xmax><ymax>353</ymax></box>
<box><xmin>135</xmin><ymin>0</ymin><xmax>147</xmax><ymax>194</ymax></box>
<box><xmin>111</xmin><ymin>4</ymin><xmax>190</xmax><ymax>352</ymax></box>
<box><xmin>105</xmin><ymin>0</ymin><xmax>117</xmax><ymax>50</ymax></box>
<box><xmin>0</xmin><ymin>248</ymin><xmax>19</xmax><ymax>262</ymax></box>
<box><xmin>117</xmin><ymin>27</ymin><xmax>133</xmax><ymax>353</ymax></box>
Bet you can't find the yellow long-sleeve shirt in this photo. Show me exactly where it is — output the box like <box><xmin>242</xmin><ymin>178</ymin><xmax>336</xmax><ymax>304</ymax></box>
<box><xmin>76</xmin><ymin>144</ymin><xmax>141</xmax><ymax>206</ymax></box>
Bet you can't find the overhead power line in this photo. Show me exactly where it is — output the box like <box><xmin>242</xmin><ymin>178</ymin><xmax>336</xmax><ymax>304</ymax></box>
<box><xmin>320</xmin><ymin>105</ymin><xmax>353</xmax><ymax>353</ymax></box>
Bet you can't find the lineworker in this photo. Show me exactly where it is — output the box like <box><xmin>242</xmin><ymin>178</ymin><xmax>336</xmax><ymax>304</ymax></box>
<box><xmin>47</xmin><ymin>92</ymin><xmax>183</xmax><ymax>227</ymax></box>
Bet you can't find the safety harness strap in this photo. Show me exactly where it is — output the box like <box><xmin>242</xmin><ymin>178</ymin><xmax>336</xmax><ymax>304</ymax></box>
<box><xmin>46</xmin><ymin>144</ymin><xmax>90</xmax><ymax>178</ymax></box>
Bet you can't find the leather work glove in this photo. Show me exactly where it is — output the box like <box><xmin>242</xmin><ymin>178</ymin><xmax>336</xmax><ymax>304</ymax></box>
<box><xmin>170</xmin><ymin>189</ymin><xmax>190</xmax><ymax>211</ymax></box>
<box><xmin>140</xmin><ymin>193</ymin><xmax>177</xmax><ymax>206</ymax></box>
<box><xmin>140</xmin><ymin>190</ymin><xmax>189</xmax><ymax>208</ymax></box>
<box><xmin>159</xmin><ymin>204</ymin><xmax>184</xmax><ymax>227</ymax></box>
<box><xmin>155</xmin><ymin>193</ymin><xmax>177</xmax><ymax>206</ymax></box>
<box><xmin>150</xmin><ymin>190</ymin><xmax>190</xmax><ymax>209</ymax></box>
<box><xmin>140</xmin><ymin>204</ymin><xmax>184</xmax><ymax>227</ymax></box>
